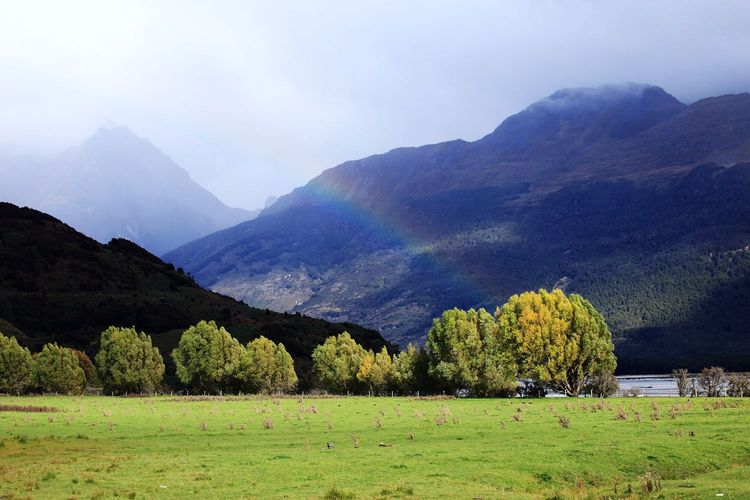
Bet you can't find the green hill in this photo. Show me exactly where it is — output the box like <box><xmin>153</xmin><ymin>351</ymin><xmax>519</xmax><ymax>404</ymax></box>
<box><xmin>0</xmin><ymin>202</ymin><xmax>392</xmax><ymax>388</ymax></box>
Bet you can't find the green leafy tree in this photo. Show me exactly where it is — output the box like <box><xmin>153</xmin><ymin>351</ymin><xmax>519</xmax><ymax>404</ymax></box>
<box><xmin>312</xmin><ymin>331</ymin><xmax>366</xmax><ymax>393</ymax></box>
<box><xmin>172</xmin><ymin>321</ymin><xmax>243</xmax><ymax>393</ymax></box>
<box><xmin>95</xmin><ymin>327</ymin><xmax>165</xmax><ymax>394</ymax></box>
<box><xmin>0</xmin><ymin>332</ymin><xmax>33</xmax><ymax>393</ymax></box>
<box><xmin>34</xmin><ymin>343</ymin><xmax>85</xmax><ymax>394</ymax></box>
<box><xmin>71</xmin><ymin>349</ymin><xmax>98</xmax><ymax>387</ymax></box>
<box><xmin>272</xmin><ymin>343</ymin><xmax>298</xmax><ymax>394</ymax></box>
<box><xmin>496</xmin><ymin>289</ymin><xmax>616</xmax><ymax>396</ymax></box>
<box><xmin>426</xmin><ymin>308</ymin><xmax>516</xmax><ymax>396</ymax></box>
<box><xmin>392</xmin><ymin>343</ymin><xmax>418</xmax><ymax>393</ymax></box>
<box><xmin>357</xmin><ymin>346</ymin><xmax>393</xmax><ymax>394</ymax></box>
<box><xmin>237</xmin><ymin>336</ymin><xmax>298</xmax><ymax>394</ymax></box>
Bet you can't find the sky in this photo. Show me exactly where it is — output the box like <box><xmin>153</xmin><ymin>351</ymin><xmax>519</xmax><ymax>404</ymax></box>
<box><xmin>1</xmin><ymin>1</ymin><xmax>749</xmax><ymax>210</ymax></box>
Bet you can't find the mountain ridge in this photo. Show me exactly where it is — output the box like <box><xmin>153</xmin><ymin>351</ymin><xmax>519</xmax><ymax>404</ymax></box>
<box><xmin>0</xmin><ymin>126</ymin><xmax>257</xmax><ymax>255</ymax></box>
<box><xmin>165</xmin><ymin>83</ymin><xmax>750</xmax><ymax>372</ymax></box>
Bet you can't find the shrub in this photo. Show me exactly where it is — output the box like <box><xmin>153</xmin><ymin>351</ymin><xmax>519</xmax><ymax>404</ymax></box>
<box><xmin>696</xmin><ymin>367</ymin><xmax>726</xmax><ymax>397</ymax></box>
<box><xmin>727</xmin><ymin>373</ymin><xmax>749</xmax><ymax>397</ymax></box>
<box><xmin>672</xmin><ymin>368</ymin><xmax>690</xmax><ymax>397</ymax></box>
<box><xmin>584</xmin><ymin>372</ymin><xmax>619</xmax><ymax>398</ymax></box>
<box><xmin>519</xmin><ymin>380</ymin><xmax>546</xmax><ymax>398</ymax></box>
<box><xmin>640</xmin><ymin>472</ymin><xmax>661</xmax><ymax>493</ymax></box>
<box><xmin>622</xmin><ymin>387</ymin><xmax>641</xmax><ymax>397</ymax></box>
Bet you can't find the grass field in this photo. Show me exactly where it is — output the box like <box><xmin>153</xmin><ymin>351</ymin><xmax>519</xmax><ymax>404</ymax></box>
<box><xmin>1</xmin><ymin>395</ymin><xmax>749</xmax><ymax>499</ymax></box>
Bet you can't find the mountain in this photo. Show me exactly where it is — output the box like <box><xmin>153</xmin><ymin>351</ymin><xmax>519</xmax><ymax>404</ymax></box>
<box><xmin>0</xmin><ymin>202</ymin><xmax>391</xmax><ymax>387</ymax></box>
<box><xmin>165</xmin><ymin>84</ymin><xmax>750</xmax><ymax>373</ymax></box>
<box><xmin>0</xmin><ymin>126</ymin><xmax>257</xmax><ymax>255</ymax></box>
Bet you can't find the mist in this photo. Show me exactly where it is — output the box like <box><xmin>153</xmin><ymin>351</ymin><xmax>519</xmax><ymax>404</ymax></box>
<box><xmin>1</xmin><ymin>0</ymin><xmax>749</xmax><ymax>209</ymax></box>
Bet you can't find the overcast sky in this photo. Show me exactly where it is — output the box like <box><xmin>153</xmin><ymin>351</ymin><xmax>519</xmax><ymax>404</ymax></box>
<box><xmin>1</xmin><ymin>1</ymin><xmax>749</xmax><ymax>209</ymax></box>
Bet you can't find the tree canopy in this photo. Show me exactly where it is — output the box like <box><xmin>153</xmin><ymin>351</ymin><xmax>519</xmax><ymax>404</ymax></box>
<box><xmin>426</xmin><ymin>308</ymin><xmax>516</xmax><ymax>396</ymax></box>
<box><xmin>95</xmin><ymin>326</ymin><xmax>165</xmax><ymax>394</ymax></box>
<box><xmin>33</xmin><ymin>343</ymin><xmax>85</xmax><ymax>395</ymax></box>
<box><xmin>0</xmin><ymin>332</ymin><xmax>33</xmax><ymax>393</ymax></box>
<box><xmin>495</xmin><ymin>289</ymin><xmax>616</xmax><ymax>396</ymax></box>
<box><xmin>172</xmin><ymin>321</ymin><xmax>243</xmax><ymax>393</ymax></box>
<box><xmin>237</xmin><ymin>336</ymin><xmax>298</xmax><ymax>394</ymax></box>
<box><xmin>312</xmin><ymin>331</ymin><xmax>367</xmax><ymax>393</ymax></box>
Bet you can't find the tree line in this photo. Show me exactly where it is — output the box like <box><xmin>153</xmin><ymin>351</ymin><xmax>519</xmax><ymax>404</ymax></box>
<box><xmin>672</xmin><ymin>367</ymin><xmax>749</xmax><ymax>398</ymax></box>
<box><xmin>0</xmin><ymin>320</ymin><xmax>296</xmax><ymax>395</ymax></box>
<box><xmin>3</xmin><ymin>288</ymin><xmax>745</xmax><ymax>398</ymax></box>
<box><xmin>313</xmin><ymin>289</ymin><xmax>617</xmax><ymax>397</ymax></box>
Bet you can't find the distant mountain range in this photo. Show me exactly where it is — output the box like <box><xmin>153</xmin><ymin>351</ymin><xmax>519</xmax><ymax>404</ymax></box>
<box><xmin>0</xmin><ymin>202</ymin><xmax>390</xmax><ymax>387</ymax></box>
<box><xmin>166</xmin><ymin>83</ymin><xmax>750</xmax><ymax>373</ymax></box>
<box><xmin>0</xmin><ymin>126</ymin><xmax>257</xmax><ymax>255</ymax></box>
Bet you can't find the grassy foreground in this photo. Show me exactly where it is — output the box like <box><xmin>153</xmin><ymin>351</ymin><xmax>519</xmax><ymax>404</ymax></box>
<box><xmin>1</xmin><ymin>395</ymin><xmax>749</xmax><ymax>499</ymax></box>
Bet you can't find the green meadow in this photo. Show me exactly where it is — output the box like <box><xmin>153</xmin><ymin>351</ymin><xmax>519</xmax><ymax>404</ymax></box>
<box><xmin>1</xmin><ymin>396</ymin><xmax>749</xmax><ymax>499</ymax></box>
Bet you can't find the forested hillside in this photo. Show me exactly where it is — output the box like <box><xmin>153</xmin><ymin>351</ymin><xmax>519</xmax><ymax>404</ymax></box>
<box><xmin>166</xmin><ymin>85</ymin><xmax>750</xmax><ymax>372</ymax></box>
<box><xmin>0</xmin><ymin>203</ymin><xmax>391</xmax><ymax>387</ymax></box>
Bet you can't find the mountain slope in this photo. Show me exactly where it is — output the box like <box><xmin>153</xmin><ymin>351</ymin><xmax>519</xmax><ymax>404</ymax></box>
<box><xmin>0</xmin><ymin>126</ymin><xmax>256</xmax><ymax>255</ymax></box>
<box><xmin>165</xmin><ymin>84</ymin><xmax>750</xmax><ymax>372</ymax></box>
<box><xmin>0</xmin><ymin>202</ymin><xmax>391</xmax><ymax>387</ymax></box>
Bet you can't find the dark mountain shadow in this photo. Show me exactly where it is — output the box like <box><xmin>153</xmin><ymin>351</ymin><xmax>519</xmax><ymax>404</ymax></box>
<box><xmin>615</xmin><ymin>271</ymin><xmax>750</xmax><ymax>373</ymax></box>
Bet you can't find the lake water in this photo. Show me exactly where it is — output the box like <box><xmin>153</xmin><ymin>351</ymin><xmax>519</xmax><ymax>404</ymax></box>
<box><xmin>616</xmin><ymin>374</ymin><xmax>679</xmax><ymax>397</ymax></box>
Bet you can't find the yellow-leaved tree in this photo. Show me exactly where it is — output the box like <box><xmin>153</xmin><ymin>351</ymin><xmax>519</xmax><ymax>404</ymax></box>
<box><xmin>496</xmin><ymin>289</ymin><xmax>616</xmax><ymax>396</ymax></box>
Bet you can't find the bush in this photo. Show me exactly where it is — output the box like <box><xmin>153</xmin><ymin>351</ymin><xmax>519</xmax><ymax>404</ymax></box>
<box><xmin>33</xmin><ymin>343</ymin><xmax>85</xmax><ymax>394</ymax></box>
<box><xmin>727</xmin><ymin>373</ymin><xmax>749</xmax><ymax>397</ymax></box>
<box><xmin>672</xmin><ymin>368</ymin><xmax>690</xmax><ymax>397</ymax></box>
<box><xmin>519</xmin><ymin>380</ymin><xmax>546</xmax><ymax>398</ymax></box>
<box><xmin>697</xmin><ymin>367</ymin><xmax>726</xmax><ymax>397</ymax></box>
<box><xmin>584</xmin><ymin>372</ymin><xmax>619</xmax><ymax>398</ymax></box>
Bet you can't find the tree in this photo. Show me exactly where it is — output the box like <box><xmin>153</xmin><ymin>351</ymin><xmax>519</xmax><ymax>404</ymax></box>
<box><xmin>237</xmin><ymin>336</ymin><xmax>298</xmax><ymax>394</ymax></box>
<box><xmin>34</xmin><ymin>343</ymin><xmax>85</xmax><ymax>394</ymax></box>
<box><xmin>496</xmin><ymin>289</ymin><xmax>616</xmax><ymax>397</ymax></box>
<box><xmin>697</xmin><ymin>366</ymin><xmax>726</xmax><ymax>397</ymax></box>
<box><xmin>672</xmin><ymin>368</ymin><xmax>690</xmax><ymax>397</ymax></box>
<box><xmin>311</xmin><ymin>331</ymin><xmax>366</xmax><ymax>393</ymax></box>
<box><xmin>357</xmin><ymin>346</ymin><xmax>393</xmax><ymax>394</ymax></box>
<box><xmin>584</xmin><ymin>371</ymin><xmax>619</xmax><ymax>398</ymax></box>
<box><xmin>727</xmin><ymin>373</ymin><xmax>749</xmax><ymax>397</ymax></box>
<box><xmin>95</xmin><ymin>327</ymin><xmax>165</xmax><ymax>394</ymax></box>
<box><xmin>426</xmin><ymin>308</ymin><xmax>516</xmax><ymax>396</ymax></box>
<box><xmin>393</xmin><ymin>342</ymin><xmax>428</xmax><ymax>394</ymax></box>
<box><xmin>172</xmin><ymin>321</ymin><xmax>243</xmax><ymax>393</ymax></box>
<box><xmin>0</xmin><ymin>332</ymin><xmax>33</xmax><ymax>394</ymax></box>
<box><xmin>71</xmin><ymin>349</ymin><xmax>98</xmax><ymax>387</ymax></box>
<box><xmin>272</xmin><ymin>343</ymin><xmax>298</xmax><ymax>394</ymax></box>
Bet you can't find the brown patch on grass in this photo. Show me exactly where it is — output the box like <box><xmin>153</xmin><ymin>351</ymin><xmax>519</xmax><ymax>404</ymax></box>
<box><xmin>0</xmin><ymin>405</ymin><xmax>61</xmax><ymax>413</ymax></box>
